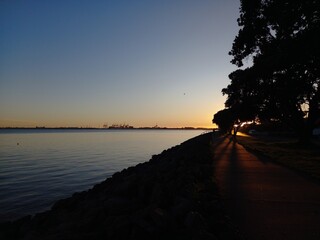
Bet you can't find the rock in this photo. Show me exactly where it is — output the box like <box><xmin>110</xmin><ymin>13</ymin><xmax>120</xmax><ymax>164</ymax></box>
<box><xmin>104</xmin><ymin>197</ymin><xmax>132</xmax><ymax>215</ymax></box>
<box><xmin>172</xmin><ymin>197</ymin><xmax>194</xmax><ymax>220</ymax></box>
<box><xmin>184</xmin><ymin>211</ymin><xmax>205</xmax><ymax>229</ymax></box>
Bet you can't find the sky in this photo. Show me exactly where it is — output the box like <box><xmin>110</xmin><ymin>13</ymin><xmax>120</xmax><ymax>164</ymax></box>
<box><xmin>0</xmin><ymin>0</ymin><xmax>240</xmax><ymax>128</ymax></box>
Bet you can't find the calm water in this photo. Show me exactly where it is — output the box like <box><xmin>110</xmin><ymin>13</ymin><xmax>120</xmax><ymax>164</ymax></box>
<box><xmin>0</xmin><ymin>129</ymin><xmax>204</xmax><ymax>221</ymax></box>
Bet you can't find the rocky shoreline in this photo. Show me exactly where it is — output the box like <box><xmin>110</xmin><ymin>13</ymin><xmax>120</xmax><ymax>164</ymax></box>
<box><xmin>0</xmin><ymin>133</ymin><xmax>242</xmax><ymax>240</ymax></box>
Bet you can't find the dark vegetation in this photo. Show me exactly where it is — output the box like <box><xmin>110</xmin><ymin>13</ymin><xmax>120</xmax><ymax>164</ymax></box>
<box><xmin>237</xmin><ymin>135</ymin><xmax>320</xmax><ymax>181</ymax></box>
<box><xmin>213</xmin><ymin>0</ymin><xmax>320</xmax><ymax>143</ymax></box>
<box><xmin>0</xmin><ymin>133</ymin><xmax>242</xmax><ymax>240</ymax></box>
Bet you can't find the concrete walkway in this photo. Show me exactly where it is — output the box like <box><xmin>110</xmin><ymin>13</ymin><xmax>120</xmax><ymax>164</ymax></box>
<box><xmin>213</xmin><ymin>136</ymin><xmax>320</xmax><ymax>240</ymax></box>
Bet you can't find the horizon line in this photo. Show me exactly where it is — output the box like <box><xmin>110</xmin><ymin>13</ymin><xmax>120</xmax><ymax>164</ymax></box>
<box><xmin>0</xmin><ymin>126</ymin><xmax>215</xmax><ymax>130</ymax></box>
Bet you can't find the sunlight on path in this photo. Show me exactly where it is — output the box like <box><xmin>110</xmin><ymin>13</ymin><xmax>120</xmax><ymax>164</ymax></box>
<box><xmin>235</xmin><ymin>132</ymin><xmax>250</xmax><ymax>137</ymax></box>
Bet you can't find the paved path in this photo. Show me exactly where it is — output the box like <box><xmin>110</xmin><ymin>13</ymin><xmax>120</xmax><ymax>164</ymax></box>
<box><xmin>213</xmin><ymin>136</ymin><xmax>320</xmax><ymax>240</ymax></box>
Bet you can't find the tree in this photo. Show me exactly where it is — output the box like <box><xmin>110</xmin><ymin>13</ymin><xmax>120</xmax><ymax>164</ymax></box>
<box><xmin>212</xmin><ymin>108</ymin><xmax>235</xmax><ymax>134</ymax></box>
<box><xmin>224</xmin><ymin>0</ymin><xmax>320</xmax><ymax>143</ymax></box>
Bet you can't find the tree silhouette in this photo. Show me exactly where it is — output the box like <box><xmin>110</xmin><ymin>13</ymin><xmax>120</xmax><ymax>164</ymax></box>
<box><xmin>212</xmin><ymin>108</ymin><xmax>235</xmax><ymax>134</ymax></box>
<box><xmin>220</xmin><ymin>0</ymin><xmax>320</xmax><ymax>143</ymax></box>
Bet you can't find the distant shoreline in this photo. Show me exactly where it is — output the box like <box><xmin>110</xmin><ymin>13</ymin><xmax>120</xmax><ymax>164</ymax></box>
<box><xmin>0</xmin><ymin>127</ymin><xmax>214</xmax><ymax>131</ymax></box>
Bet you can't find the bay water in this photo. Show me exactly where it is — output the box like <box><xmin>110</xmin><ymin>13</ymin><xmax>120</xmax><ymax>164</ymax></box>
<box><xmin>0</xmin><ymin>129</ymin><xmax>204</xmax><ymax>221</ymax></box>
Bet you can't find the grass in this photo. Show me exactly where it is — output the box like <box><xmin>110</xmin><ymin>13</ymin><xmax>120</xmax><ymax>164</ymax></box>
<box><xmin>236</xmin><ymin>134</ymin><xmax>320</xmax><ymax>181</ymax></box>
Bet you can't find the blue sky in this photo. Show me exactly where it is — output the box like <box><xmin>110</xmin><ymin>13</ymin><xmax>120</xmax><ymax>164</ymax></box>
<box><xmin>0</xmin><ymin>0</ymin><xmax>240</xmax><ymax>128</ymax></box>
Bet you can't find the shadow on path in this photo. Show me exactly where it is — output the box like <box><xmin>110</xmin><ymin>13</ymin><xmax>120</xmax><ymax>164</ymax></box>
<box><xmin>213</xmin><ymin>136</ymin><xmax>320</xmax><ymax>240</ymax></box>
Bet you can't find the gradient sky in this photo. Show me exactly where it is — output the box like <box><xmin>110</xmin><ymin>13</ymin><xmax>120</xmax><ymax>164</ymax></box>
<box><xmin>0</xmin><ymin>0</ymin><xmax>240</xmax><ymax>128</ymax></box>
